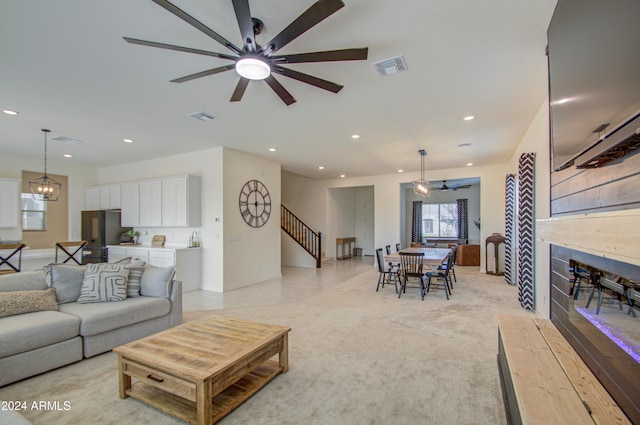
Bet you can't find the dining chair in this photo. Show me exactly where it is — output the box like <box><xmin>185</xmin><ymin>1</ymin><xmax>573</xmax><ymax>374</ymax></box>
<box><xmin>375</xmin><ymin>248</ymin><xmax>398</xmax><ymax>293</ymax></box>
<box><xmin>398</xmin><ymin>252</ymin><xmax>427</xmax><ymax>300</ymax></box>
<box><xmin>438</xmin><ymin>245</ymin><xmax>458</xmax><ymax>284</ymax></box>
<box><xmin>426</xmin><ymin>251</ymin><xmax>453</xmax><ymax>300</ymax></box>
<box><xmin>0</xmin><ymin>243</ymin><xmax>26</xmax><ymax>275</ymax></box>
<box><xmin>55</xmin><ymin>241</ymin><xmax>87</xmax><ymax>265</ymax></box>
<box><xmin>385</xmin><ymin>244</ymin><xmax>400</xmax><ymax>272</ymax></box>
<box><xmin>395</xmin><ymin>243</ymin><xmax>401</xmax><ymax>252</ymax></box>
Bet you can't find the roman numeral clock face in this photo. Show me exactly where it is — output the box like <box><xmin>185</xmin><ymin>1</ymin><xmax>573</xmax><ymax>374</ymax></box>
<box><xmin>238</xmin><ymin>180</ymin><xmax>271</xmax><ymax>228</ymax></box>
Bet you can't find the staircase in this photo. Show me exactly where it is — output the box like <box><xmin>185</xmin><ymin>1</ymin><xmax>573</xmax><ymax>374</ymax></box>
<box><xmin>281</xmin><ymin>205</ymin><xmax>322</xmax><ymax>268</ymax></box>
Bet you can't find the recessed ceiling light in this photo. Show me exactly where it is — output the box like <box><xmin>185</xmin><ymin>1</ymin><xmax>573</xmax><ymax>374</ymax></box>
<box><xmin>398</xmin><ymin>169</ymin><xmax>404</xmax><ymax>173</ymax></box>
<box><xmin>463</xmin><ymin>115</ymin><xmax>475</xmax><ymax>121</ymax></box>
<box><xmin>123</xmin><ymin>138</ymin><xmax>134</xmax><ymax>143</ymax></box>
<box><xmin>268</xmin><ymin>147</ymin><xmax>277</xmax><ymax>152</ymax></box>
<box><xmin>318</xmin><ymin>166</ymin><xmax>325</xmax><ymax>170</ymax></box>
<box><xmin>2</xmin><ymin>109</ymin><xmax>18</xmax><ymax>115</ymax></box>
<box><xmin>466</xmin><ymin>162</ymin><xmax>473</xmax><ymax>166</ymax></box>
<box><xmin>351</xmin><ymin>134</ymin><xmax>360</xmax><ymax>139</ymax></box>
<box><xmin>63</xmin><ymin>154</ymin><xmax>73</xmax><ymax>158</ymax></box>
<box><xmin>340</xmin><ymin>174</ymin><xmax>346</xmax><ymax>178</ymax></box>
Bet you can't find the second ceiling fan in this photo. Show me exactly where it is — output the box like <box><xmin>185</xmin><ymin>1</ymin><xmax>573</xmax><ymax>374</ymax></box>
<box><xmin>124</xmin><ymin>0</ymin><xmax>369</xmax><ymax>105</ymax></box>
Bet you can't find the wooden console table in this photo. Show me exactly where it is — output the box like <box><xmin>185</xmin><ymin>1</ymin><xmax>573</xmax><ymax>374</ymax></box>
<box><xmin>115</xmin><ymin>315</ymin><xmax>290</xmax><ymax>425</ymax></box>
<box><xmin>336</xmin><ymin>237</ymin><xmax>356</xmax><ymax>260</ymax></box>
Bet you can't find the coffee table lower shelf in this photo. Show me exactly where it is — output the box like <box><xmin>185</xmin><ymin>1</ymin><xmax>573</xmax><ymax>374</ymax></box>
<box><xmin>125</xmin><ymin>360</ymin><xmax>283</xmax><ymax>425</ymax></box>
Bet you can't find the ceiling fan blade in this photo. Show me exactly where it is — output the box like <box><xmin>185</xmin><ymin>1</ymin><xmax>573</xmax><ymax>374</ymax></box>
<box><xmin>273</xmin><ymin>66</ymin><xmax>343</xmax><ymax>93</ymax></box>
<box><xmin>260</xmin><ymin>0</ymin><xmax>345</xmax><ymax>55</ymax></box>
<box><xmin>230</xmin><ymin>78</ymin><xmax>250</xmax><ymax>102</ymax></box>
<box><xmin>272</xmin><ymin>47</ymin><xmax>368</xmax><ymax>64</ymax></box>
<box><xmin>232</xmin><ymin>0</ymin><xmax>256</xmax><ymax>52</ymax></box>
<box><xmin>264</xmin><ymin>75</ymin><xmax>296</xmax><ymax>105</ymax></box>
<box><xmin>151</xmin><ymin>0</ymin><xmax>243</xmax><ymax>55</ymax></box>
<box><xmin>123</xmin><ymin>37</ymin><xmax>238</xmax><ymax>61</ymax></box>
<box><xmin>170</xmin><ymin>64</ymin><xmax>235</xmax><ymax>83</ymax></box>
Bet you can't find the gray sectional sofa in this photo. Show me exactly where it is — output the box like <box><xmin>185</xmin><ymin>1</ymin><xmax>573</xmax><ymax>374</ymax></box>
<box><xmin>0</xmin><ymin>262</ymin><xmax>182</xmax><ymax>387</ymax></box>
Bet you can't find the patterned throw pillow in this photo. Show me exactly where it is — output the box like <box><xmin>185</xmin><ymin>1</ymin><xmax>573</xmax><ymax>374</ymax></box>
<box><xmin>124</xmin><ymin>260</ymin><xmax>146</xmax><ymax>298</ymax></box>
<box><xmin>0</xmin><ymin>288</ymin><xmax>59</xmax><ymax>318</ymax></box>
<box><xmin>77</xmin><ymin>264</ymin><xmax>129</xmax><ymax>303</ymax></box>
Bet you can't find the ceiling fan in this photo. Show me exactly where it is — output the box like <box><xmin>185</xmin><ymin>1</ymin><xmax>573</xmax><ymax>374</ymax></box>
<box><xmin>433</xmin><ymin>180</ymin><xmax>472</xmax><ymax>191</ymax></box>
<box><xmin>124</xmin><ymin>0</ymin><xmax>369</xmax><ymax>105</ymax></box>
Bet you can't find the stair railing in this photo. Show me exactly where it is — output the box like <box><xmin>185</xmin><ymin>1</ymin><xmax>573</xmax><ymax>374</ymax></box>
<box><xmin>281</xmin><ymin>205</ymin><xmax>322</xmax><ymax>268</ymax></box>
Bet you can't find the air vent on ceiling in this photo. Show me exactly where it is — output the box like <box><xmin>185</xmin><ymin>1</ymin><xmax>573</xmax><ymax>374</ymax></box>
<box><xmin>188</xmin><ymin>111</ymin><xmax>215</xmax><ymax>121</ymax></box>
<box><xmin>50</xmin><ymin>135</ymin><xmax>82</xmax><ymax>144</ymax></box>
<box><xmin>373</xmin><ymin>55</ymin><xmax>408</xmax><ymax>77</ymax></box>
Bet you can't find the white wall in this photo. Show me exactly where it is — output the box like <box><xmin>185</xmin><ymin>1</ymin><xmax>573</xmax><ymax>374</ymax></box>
<box><xmin>0</xmin><ymin>152</ymin><xmax>98</xmax><ymax>242</ymax></box>
<box><xmin>506</xmin><ymin>98</ymin><xmax>551</xmax><ymax>318</ymax></box>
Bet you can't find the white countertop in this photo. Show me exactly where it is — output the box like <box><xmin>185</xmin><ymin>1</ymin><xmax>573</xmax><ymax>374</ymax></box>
<box><xmin>107</xmin><ymin>244</ymin><xmax>200</xmax><ymax>251</ymax></box>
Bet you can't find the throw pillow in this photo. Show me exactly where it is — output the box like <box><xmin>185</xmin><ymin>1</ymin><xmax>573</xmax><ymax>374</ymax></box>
<box><xmin>0</xmin><ymin>288</ymin><xmax>59</xmax><ymax>318</ymax></box>
<box><xmin>124</xmin><ymin>260</ymin><xmax>146</xmax><ymax>298</ymax></box>
<box><xmin>140</xmin><ymin>264</ymin><xmax>175</xmax><ymax>298</ymax></box>
<box><xmin>46</xmin><ymin>264</ymin><xmax>87</xmax><ymax>304</ymax></box>
<box><xmin>77</xmin><ymin>264</ymin><xmax>129</xmax><ymax>303</ymax></box>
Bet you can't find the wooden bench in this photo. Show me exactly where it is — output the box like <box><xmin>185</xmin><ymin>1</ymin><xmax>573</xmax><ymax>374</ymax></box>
<box><xmin>497</xmin><ymin>314</ymin><xmax>630</xmax><ymax>425</ymax></box>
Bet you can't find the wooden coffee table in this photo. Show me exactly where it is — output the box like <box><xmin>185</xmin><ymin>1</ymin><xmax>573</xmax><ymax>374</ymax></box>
<box><xmin>114</xmin><ymin>315</ymin><xmax>291</xmax><ymax>425</ymax></box>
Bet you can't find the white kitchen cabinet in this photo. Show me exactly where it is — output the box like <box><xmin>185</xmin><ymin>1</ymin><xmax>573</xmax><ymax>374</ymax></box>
<box><xmin>162</xmin><ymin>175</ymin><xmax>200</xmax><ymax>227</ymax></box>
<box><xmin>107</xmin><ymin>245</ymin><xmax>201</xmax><ymax>292</ymax></box>
<box><xmin>139</xmin><ymin>180</ymin><xmax>162</xmax><ymax>227</ymax></box>
<box><xmin>0</xmin><ymin>178</ymin><xmax>20</xmax><ymax>228</ymax></box>
<box><xmin>120</xmin><ymin>182</ymin><xmax>140</xmax><ymax>227</ymax></box>
<box><xmin>85</xmin><ymin>186</ymin><xmax>100</xmax><ymax>210</ymax></box>
<box><xmin>86</xmin><ymin>184</ymin><xmax>121</xmax><ymax>210</ymax></box>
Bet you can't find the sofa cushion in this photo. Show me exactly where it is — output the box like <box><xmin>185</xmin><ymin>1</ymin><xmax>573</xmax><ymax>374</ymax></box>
<box><xmin>77</xmin><ymin>263</ymin><xmax>129</xmax><ymax>303</ymax></box>
<box><xmin>124</xmin><ymin>260</ymin><xmax>146</xmax><ymax>298</ymax></box>
<box><xmin>59</xmin><ymin>296</ymin><xmax>170</xmax><ymax>336</ymax></box>
<box><xmin>47</xmin><ymin>264</ymin><xmax>86</xmax><ymax>304</ymax></box>
<box><xmin>0</xmin><ymin>270</ymin><xmax>48</xmax><ymax>292</ymax></box>
<box><xmin>0</xmin><ymin>288</ymin><xmax>58</xmax><ymax>318</ymax></box>
<box><xmin>0</xmin><ymin>310</ymin><xmax>80</xmax><ymax>358</ymax></box>
<box><xmin>140</xmin><ymin>264</ymin><xmax>175</xmax><ymax>298</ymax></box>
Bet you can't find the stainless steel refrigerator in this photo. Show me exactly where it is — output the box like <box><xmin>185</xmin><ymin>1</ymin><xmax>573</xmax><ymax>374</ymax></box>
<box><xmin>81</xmin><ymin>210</ymin><xmax>131</xmax><ymax>264</ymax></box>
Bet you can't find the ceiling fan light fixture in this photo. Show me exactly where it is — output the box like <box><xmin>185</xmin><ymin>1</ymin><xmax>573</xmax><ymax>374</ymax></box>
<box><xmin>235</xmin><ymin>57</ymin><xmax>270</xmax><ymax>80</ymax></box>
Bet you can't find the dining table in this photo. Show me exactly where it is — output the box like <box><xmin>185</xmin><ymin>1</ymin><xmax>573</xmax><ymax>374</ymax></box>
<box><xmin>384</xmin><ymin>247</ymin><xmax>451</xmax><ymax>270</ymax></box>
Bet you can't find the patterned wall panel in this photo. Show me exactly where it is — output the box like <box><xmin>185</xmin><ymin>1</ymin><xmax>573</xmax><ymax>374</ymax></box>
<box><xmin>411</xmin><ymin>201</ymin><xmax>423</xmax><ymax>243</ymax></box>
<box><xmin>504</xmin><ymin>174</ymin><xmax>516</xmax><ymax>285</ymax></box>
<box><xmin>456</xmin><ymin>198</ymin><xmax>468</xmax><ymax>240</ymax></box>
<box><xmin>518</xmin><ymin>153</ymin><xmax>535</xmax><ymax>309</ymax></box>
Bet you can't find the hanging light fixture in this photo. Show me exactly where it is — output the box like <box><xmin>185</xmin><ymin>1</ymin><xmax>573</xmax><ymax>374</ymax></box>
<box><xmin>29</xmin><ymin>129</ymin><xmax>61</xmax><ymax>201</ymax></box>
<box><xmin>412</xmin><ymin>149</ymin><xmax>431</xmax><ymax>197</ymax></box>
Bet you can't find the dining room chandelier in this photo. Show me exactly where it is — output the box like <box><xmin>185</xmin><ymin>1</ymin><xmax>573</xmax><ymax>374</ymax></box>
<box><xmin>29</xmin><ymin>129</ymin><xmax>61</xmax><ymax>201</ymax></box>
<box><xmin>412</xmin><ymin>149</ymin><xmax>431</xmax><ymax>197</ymax></box>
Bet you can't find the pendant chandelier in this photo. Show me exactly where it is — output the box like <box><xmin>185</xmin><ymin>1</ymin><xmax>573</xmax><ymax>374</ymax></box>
<box><xmin>412</xmin><ymin>149</ymin><xmax>431</xmax><ymax>197</ymax></box>
<box><xmin>29</xmin><ymin>129</ymin><xmax>61</xmax><ymax>201</ymax></box>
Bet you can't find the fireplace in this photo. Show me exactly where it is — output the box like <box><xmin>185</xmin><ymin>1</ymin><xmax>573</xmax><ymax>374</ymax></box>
<box><xmin>550</xmin><ymin>244</ymin><xmax>640</xmax><ymax>423</ymax></box>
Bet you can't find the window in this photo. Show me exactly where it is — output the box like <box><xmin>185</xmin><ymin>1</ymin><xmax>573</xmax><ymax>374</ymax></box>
<box><xmin>422</xmin><ymin>203</ymin><xmax>458</xmax><ymax>237</ymax></box>
<box><xmin>21</xmin><ymin>193</ymin><xmax>46</xmax><ymax>230</ymax></box>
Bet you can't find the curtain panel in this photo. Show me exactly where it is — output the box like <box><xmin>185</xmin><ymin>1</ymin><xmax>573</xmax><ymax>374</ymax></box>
<box><xmin>411</xmin><ymin>201</ymin><xmax>423</xmax><ymax>243</ymax></box>
<box><xmin>517</xmin><ymin>153</ymin><xmax>535</xmax><ymax>310</ymax></box>
<box><xmin>456</xmin><ymin>198</ymin><xmax>468</xmax><ymax>241</ymax></box>
<box><xmin>504</xmin><ymin>174</ymin><xmax>516</xmax><ymax>285</ymax></box>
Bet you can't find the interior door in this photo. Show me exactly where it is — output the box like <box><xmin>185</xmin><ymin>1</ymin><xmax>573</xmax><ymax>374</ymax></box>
<box><xmin>362</xmin><ymin>199</ymin><xmax>374</xmax><ymax>255</ymax></box>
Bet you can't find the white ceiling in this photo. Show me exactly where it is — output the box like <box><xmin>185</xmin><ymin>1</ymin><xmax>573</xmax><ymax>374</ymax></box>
<box><xmin>0</xmin><ymin>0</ymin><xmax>557</xmax><ymax>179</ymax></box>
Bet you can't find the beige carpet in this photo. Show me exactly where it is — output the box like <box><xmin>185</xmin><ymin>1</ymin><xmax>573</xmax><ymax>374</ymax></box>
<box><xmin>0</xmin><ymin>267</ymin><xmax>534</xmax><ymax>425</ymax></box>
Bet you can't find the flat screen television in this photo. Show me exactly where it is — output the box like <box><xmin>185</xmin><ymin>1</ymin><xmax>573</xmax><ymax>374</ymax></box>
<box><xmin>547</xmin><ymin>0</ymin><xmax>640</xmax><ymax>171</ymax></box>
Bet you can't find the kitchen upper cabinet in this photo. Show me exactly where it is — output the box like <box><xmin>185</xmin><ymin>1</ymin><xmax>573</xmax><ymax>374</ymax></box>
<box><xmin>86</xmin><ymin>184</ymin><xmax>121</xmax><ymax>210</ymax></box>
<box><xmin>120</xmin><ymin>182</ymin><xmax>140</xmax><ymax>227</ymax></box>
<box><xmin>139</xmin><ymin>180</ymin><xmax>162</xmax><ymax>227</ymax></box>
<box><xmin>162</xmin><ymin>175</ymin><xmax>200</xmax><ymax>227</ymax></box>
<box><xmin>0</xmin><ymin>178</ymin><xmax>20</xmax><ymax>228</ymax></box>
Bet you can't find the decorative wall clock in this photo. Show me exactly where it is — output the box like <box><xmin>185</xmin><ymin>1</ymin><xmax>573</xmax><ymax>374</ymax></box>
<box><xmin>239</xmin><ymin>180</ymin><xmax>271</xmax><ymax>228</ymax></box>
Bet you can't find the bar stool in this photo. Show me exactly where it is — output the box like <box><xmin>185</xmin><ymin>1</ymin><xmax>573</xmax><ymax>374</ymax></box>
<box><xmin>55</xmin><ymin>241</ymin><xmax>87</xmax><ymax>265</ymax></box>
<box><xmin>0</xmin><ymin>243</ymin><xmax>25</xmax><ymax>274</ymax></box>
